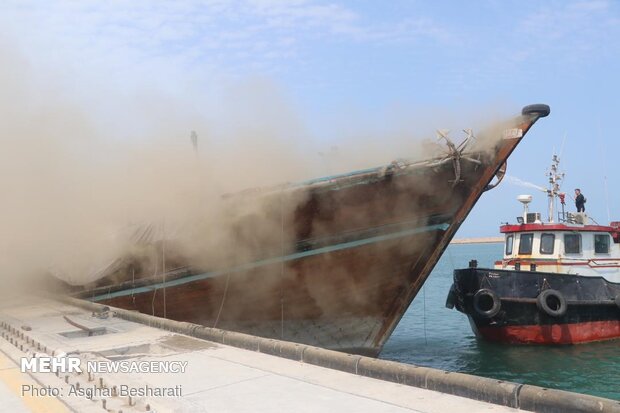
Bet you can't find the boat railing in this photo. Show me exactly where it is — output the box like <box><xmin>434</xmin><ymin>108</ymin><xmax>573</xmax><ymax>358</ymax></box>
<box><xmin>558</xmin><ymin>211</ymin><xmax>589</xmax><ymax>225</ymax></box>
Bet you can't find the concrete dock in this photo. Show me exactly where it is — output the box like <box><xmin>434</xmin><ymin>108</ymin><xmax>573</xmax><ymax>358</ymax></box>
<box><xmin>0</xmin><ymin>296</ymin><xmax>618</xmax><ymax>413</ymax></box>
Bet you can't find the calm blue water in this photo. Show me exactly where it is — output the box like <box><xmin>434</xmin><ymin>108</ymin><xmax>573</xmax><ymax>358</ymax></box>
<box><xmin>380</xmin><ymin>243</ymin><xmax>620</xmax><ymax>401</ymax></box>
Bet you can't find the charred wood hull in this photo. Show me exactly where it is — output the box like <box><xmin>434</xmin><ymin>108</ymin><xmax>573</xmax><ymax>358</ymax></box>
<box><xmin>95</xmin><ymin>229</ymin><xmax>446</xmax><ymax>356</ymax></box>
<box><xmin>74</xmin><ymin>107</ymin><xmax>547</xmax><ymax>356</ymax></box>
<box><xmin>450</xmin><ymin>268</ymin><xmax>620</xmax><ymax>344</ymax></box>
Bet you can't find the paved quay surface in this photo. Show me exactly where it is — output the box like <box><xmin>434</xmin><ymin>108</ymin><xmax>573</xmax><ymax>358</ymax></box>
<box><xmin>0</xmin><ymin>297</ymin><xmax>522</xmax><ymax>413</ymax></box>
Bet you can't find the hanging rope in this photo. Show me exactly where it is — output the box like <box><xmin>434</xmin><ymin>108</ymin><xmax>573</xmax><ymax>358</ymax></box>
<box><xmin>280</xmin><ymin>190</ymin><xmax>285</xmax><ymax>339</ymax></box>
<box><xmin>150</xmin><ymin>247</ymin><xmax>159</xmax><ymax>317</ymax></box>
<box><xmin>213</xmin><ymin>272</ymin><xmax>230</xmax><ymax>328</ymax></box>
<box><xmin>162</xmin><ymin>221</ymin><xmax>167</xmax><ymax>319</ymax></box>
<box><xmin>131</xmin><ymin>267</ymin><xmax>136</xmax><ymax>307</ymax></box>
<box><xmin>446</xmin><ymin>240</ymin><xmax>457</xmax><ymax>271</ymax></box>
<box><xmin>422</xmin><ymin>283</ymin><xmax>428</xmax><ymax>346</ymax></box>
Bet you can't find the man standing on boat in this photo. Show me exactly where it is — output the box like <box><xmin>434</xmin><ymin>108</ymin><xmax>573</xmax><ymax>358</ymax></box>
<box><xmin>575</xmin><ymin>188</ymin><xmax>586</xmax><ymax>212</ymax></box>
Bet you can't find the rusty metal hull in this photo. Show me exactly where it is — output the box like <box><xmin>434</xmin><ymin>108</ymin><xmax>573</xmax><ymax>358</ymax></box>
<box><xmin>75</xmin><ymin>106</ymin><xmax>548</xmax><ymax>356</ymax></box>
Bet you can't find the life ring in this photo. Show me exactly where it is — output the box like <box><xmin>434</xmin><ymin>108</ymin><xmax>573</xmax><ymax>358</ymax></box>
<box><xmin>536</xmin><ymin>289</ymin><xmax>567</xmax><ymax>317</ymax></box>
<box><xmin>473</xmin><ymin>289</ymin><xmax>501</xmax><ymax>318</ymax></box>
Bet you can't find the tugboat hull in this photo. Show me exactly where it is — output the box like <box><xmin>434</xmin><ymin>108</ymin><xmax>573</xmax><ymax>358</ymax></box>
<box><xmin>450</xmin><ymin>268</ymin><xmax>620</xmax><ymax>344</ymax></box>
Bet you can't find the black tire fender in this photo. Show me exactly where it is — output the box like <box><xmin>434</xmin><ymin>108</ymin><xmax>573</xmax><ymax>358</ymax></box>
<box><xmin>522</xmin><ymin>104</ymin><xmax>550</xmax><ymax>117</ymax></box>
<box><xmin>537</xmin><ymin>289</ymin><xmax>567</xmax><ymax>317</ymax></box>
<box><xmin>473</xmin><ymin>289</ymin><xmax>501</xmax><ymax>318</ymax></box>
<box><xmin>614</xmin><ymin>294</ymin><xmax>620</xmax><ymax>309</ymax></box>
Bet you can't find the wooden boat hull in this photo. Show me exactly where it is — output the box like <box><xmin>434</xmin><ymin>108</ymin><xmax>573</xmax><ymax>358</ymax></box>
<box><xmin>74</xmin><ymin>105</ymin><xmax>549</xmax><ymax>356</ymax></box>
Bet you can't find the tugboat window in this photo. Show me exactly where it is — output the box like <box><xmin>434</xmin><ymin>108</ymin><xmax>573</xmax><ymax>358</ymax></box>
<box><xmin>564</xmin><ymin>233</ymin><xmax>581</xmax><ymax>254</ymax></box>
<box><xmin>518</xmin><ymin>233</ymin><xmax>533</xmax><ymax>254</ymax></box>
<box><xmin>595</xmin><ymin>234</ymin><xmax>610</xmax><ymax>254</ymax></box>
<box><xmin>505</xmin><ymin>235</ymin><xmax>513</xmax><ymax>255</ymax></box>
<box><xmin>540</xmin><ymin>233</ymin><xmax>555</xmax><ymax>254</ymax></box>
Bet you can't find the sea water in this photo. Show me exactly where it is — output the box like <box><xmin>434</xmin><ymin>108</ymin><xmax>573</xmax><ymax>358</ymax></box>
<box><xmin>380</xmin><ymin>243</ymin><xmax>620</xmax><ymax>401</ymax></box>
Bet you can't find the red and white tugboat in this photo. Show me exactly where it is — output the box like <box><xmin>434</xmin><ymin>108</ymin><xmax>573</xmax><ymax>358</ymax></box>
<box><xmin>447</xmin><ymin>155</ymin><xmax>620</xmax><ymax>344</ymax></box>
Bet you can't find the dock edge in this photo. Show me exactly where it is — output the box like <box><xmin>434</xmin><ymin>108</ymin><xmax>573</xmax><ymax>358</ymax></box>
<box><xmin>56</xmin><ymin>295</ymin><xmax>620</xmax><ymax>413</ymax></box>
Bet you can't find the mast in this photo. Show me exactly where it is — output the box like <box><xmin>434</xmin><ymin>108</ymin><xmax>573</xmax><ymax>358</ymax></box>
<box><xmin>546</xmin><ymin>154</ymin><xmax>564</xmax><ymax>223</ymax></box>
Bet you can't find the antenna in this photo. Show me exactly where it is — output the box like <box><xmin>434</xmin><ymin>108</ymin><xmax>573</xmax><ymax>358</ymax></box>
<box><xmin>597</xmin><ymin>118</ymin><xmax>611</xmax><ymax>222</ymax></box>
<box><xmin>559</xmin><ymin>132</ymin><xmax>567</xmax><ymax>160</ymax></box>
<box><xmin>517</xmin><ymin>194</ymin><xmax>533</xmax><ymax>221</ymax></box>
<box><xmin>546</xmin><ymin>154</ymin><xmax>564</xmax><ymax>222</ymax></box>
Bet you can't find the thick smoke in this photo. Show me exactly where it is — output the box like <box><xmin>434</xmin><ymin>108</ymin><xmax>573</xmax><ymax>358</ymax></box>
<box><xmin>0</xmin><ymin>40</ymin><xmax>510</xmax><ymax>294</ymax></box>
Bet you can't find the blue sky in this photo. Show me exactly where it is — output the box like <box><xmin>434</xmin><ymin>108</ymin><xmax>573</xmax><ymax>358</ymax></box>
<box><xmin>1</xmin><ymin>0</ymin><xmax>619</xmax><ymax>237</ymax></box>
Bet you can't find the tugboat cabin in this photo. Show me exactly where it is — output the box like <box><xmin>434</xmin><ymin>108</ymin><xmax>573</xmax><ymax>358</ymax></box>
<box><xmin>495</xmin><ymin>197</ymin><xmax>620</xmax><ymax>283</ymax></box>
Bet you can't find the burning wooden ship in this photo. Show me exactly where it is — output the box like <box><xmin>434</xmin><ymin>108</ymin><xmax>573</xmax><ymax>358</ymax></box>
<box><xmin>60</xmin><ymin>104</ymin><xmax>549</xmax><ymax>356</ymax></box>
